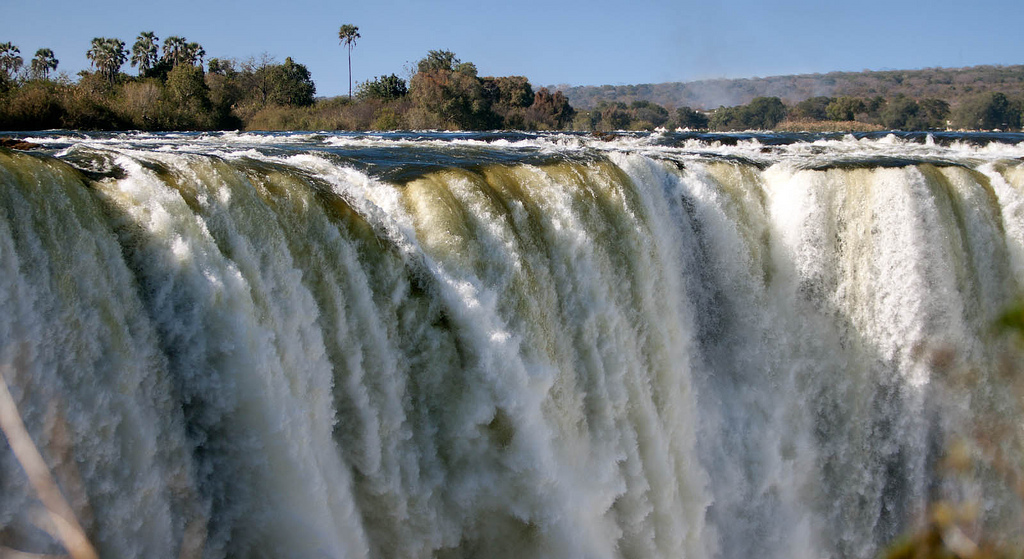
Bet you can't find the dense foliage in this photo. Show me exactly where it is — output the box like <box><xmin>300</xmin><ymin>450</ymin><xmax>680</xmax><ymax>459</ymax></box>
<box><xmin>0</xmin><ymin>34</ymin><xmax>317</xmax><ymax>131</ymax></box>
<box><xmin>709</xmin><ymin>97</ymin><xmax>788</xmax><ymax>131</ymax></box>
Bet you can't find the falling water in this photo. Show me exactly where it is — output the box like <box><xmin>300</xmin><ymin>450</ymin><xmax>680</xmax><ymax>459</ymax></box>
<box><xmin>1</xmin><ymin>131</ymin><xmax>1022</xmax><ymax>559</ymax></box>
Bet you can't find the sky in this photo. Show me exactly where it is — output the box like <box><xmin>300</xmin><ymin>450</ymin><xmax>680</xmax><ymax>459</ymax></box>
<box><xmin>2</xmin><ymin>0</ymin><xmax>1024</xmax><ymax>98</ymax></box>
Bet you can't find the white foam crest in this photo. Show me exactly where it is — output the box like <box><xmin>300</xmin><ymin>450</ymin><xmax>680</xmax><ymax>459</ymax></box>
<box><xmin>14</xmin><ymin>131</ymin><xmax>1024</xmax><ymax>176</ymax></box>
<box><xmin>278</xmin><ymin>153</ymin><xmax>422</xmax><ymax>257</ymax></box>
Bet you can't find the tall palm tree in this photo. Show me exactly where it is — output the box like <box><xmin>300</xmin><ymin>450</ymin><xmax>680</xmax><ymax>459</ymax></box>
<box><xmin>86</xmin><ymin>37</ymin><xmax>126</xmax><ymax>83</ymax></box>
<box><xmin>30</xmin><ymin>48</ymin><xmax>58</xmax><ymax>79</ymax></box>
<box><xmin>131</xmin><ymin>31</ymin><xmax>159</xmax><ymax>75</ymax></box>
<box><xmin>338</xmin><ymin>24</ymin><xmax>360</xmax><ymax>98</ymax></box>
<box><xmin>0</xmin><ymin>42</ymin><xmax>23</xmax><ymax>80</ymax></box>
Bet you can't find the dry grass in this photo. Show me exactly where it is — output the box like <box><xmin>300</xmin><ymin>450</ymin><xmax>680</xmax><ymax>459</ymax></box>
<box><xmin>774</xmin><ymin>118</ymin><xmax>885</xmax><ymax>132</ymax></box>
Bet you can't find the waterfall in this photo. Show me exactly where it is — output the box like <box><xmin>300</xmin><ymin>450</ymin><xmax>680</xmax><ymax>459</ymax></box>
<box><xmin>1</xmin><ymin>132</ymin><xmax>1022</xmax><ymax>559</ymax></box>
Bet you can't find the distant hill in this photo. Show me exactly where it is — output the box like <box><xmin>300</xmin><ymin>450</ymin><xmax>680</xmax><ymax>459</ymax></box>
<box><xmin>557</xmin><ymin>65</ymin><xmax>1024</xmax><ymax>110</ymax></box>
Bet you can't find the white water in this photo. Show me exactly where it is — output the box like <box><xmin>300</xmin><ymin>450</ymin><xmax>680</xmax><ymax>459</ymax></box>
<box><xmin>1</xmin><ymin>134</ymin><xmax>1023</xmax><ymax>558</ymax></box>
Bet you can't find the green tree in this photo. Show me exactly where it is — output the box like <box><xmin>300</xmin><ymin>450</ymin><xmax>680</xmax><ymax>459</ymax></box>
<box><xmin>675</xmin><ymin>106</ymin><xmax>709</xmax><ymax>130</ymax></box>
<box><xmin>166</xmin><ymin>64</ymin><xmax>207</xmax><ymax>103</ymax></box>
<box><xmin>417</xmin><ymin>49</ymin><xmax>459</xmax><ymax>73</ymax></box>
<box><xmin>598</xmin><ymin>101</ymin><xmax>632</xmax><ymax>130</ymax></box>
<box><xmin>371</xmin><ymin>107</ymin><xmax>404</xmax><ymax>130</ymax></box>
<box><xmin>709</xmin><ymin>105</ymin><xmax>742</xmax><ymax>130</ymax></box>
<box><xmin>357</xmin><ymin>73</ymin><xmax>407</xmax><ymax>101</ymax></box>
<box><xmin>791</xmin><ymin>96</ymin><xmax>834</xmax><ymax>120</ymax></box>
<box><xmin>0</xmin><ymin>79</ymin><xmax>65</xmax><ymax>129</ymax></box>
<box><xmin>409</xmin><ymin>51</ymin><xmax>495</xmax><ymax>129</ymax></box>
<box><xmin>236</xmin><ymin>54</ymin><xmax>277</xmax><ymax>108</ymax></box>
<box><xmin>29</xmin><ymin>48</ymin><xmax>58</xmax><ymax>80</ymax></box>
<box><xmin>953</xmin><ymin>92</ymin><xmax>1017</xmax><ymax>130</ymax></box>
<box><xmin>265</xmin><ymin>57</ymin><xmax>316</xmax><ymax>106</ymax></box>
<box><xmin>481</xmin><ymin>75</ymin><xmax>533</xmax><ymax>128</ymax></box>
<box><xmin>86</xmin><ymin>37</ymin><xmax>127</xmax><ymax>84</ymax></box>
<box><xmin>487</xmin><ymin>76</ymin><xmax>533</xmax><ymax>109</ymax></box>
<box><xmin>204</xmin><ymin>58</ymin><xmax>243</xmax><ymax>122</ymax></box>
<box><xmin>825</xmin><ymin>96</ymin><xmax>865</xmax><ymax>121</ymax></box>
<box><xmin>0</xmin><ymin>42</ymin><xmax>23</xmax><ymax>80</ymax></box>
<box><xmin>918</xmin><ymin>98</ymin><xmax>950</xmax><ymax>129</ymax></box>
<box><xmin>881</xmin><ymin>95</ymin><xmax>921</xmax><ymax>130</ymax></box>
<box><xmin>743</xmin><ymin>96</ymin><xmax>787</xmax><ymax>129</ymax></box>
<box><xmin>184</xmin><ymin>42</ymin><xmax>205</xmax><ymax>67</ymax></box>
<box><xmin>338</xmin><ymin>24</ymin><xmax>360</xmax><ymax>98</ymax></box>
<box><xmin>863</xmin><ymin>96</ymin><xmax>887</xmax><ymax>122</ymax></box>
<box><xmin>131</xmin><ymin>31</ymin><xmax>159</xmax><ymax>75</ymax></box>
<box><xmin>525</xmin><ymin>87</ymin><xmax>575</xmax><ymax>130</ymax></box>
<box><xmin>162</xmin><ymin>64</ymin><xmax>218</xmax><ymax>129</ymax></box>
<box><xmin>161</xmin><ymin>36</ymin><xmax>188</xmax><ymax>66</ymax></box>
<box><xmin>710</xmin><ymin>97</ymin><xmax>786</xmax><ymax>130</ymax></box>
<box><xmin>207</xmin><ymin>58</ymin><xmax>234</xmax><ymax>76</ymax></box>
<box><xmin>629</xmin><ymin>100</ymin><xmax>669</xmax><ymax>129</ymax></box>
<box><xmin>228</xmin><ymin>55</ymin><xmax>316</xmax><ymax>111</ymax></box>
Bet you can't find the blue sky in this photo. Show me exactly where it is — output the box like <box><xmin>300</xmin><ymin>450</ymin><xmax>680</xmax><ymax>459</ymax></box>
<box><xmin>2</xmin><ymin>0</ymin><xmax>1023</xmax><ymax>98</ymax></box>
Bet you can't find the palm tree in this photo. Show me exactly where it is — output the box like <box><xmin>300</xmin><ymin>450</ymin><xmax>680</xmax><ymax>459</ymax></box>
<box><xmin>131</xmin><ymin>31</ymin><xmax>159</xmax><ymax>75</ymax></box>
<box><xmin>162</xmin><ymin>36</ymin><xmax>187</xmax><ymax>66</ymax></box>
<box><xmin>338</xmin><ymin>24</ymin><xmax>360</xmax><ymax>98</ymax></box>
<box><xmin>184</xmin><ymin>42</ymin><xmax>205</xmax><ymax>68</ymax></box>
<box><xmin>30</xmin><ymin>48</ymin><xmax>58</xmax><ymax>79</ymax></box>
<box><xmin>86</xmin><ymin>37</ymin><xmax>127</xmax><ymax>83</ymax></box>
<box><xmin>0</xmin><ymin>42</ymin><xmax>23</xmax><ymax>80</ymax></box>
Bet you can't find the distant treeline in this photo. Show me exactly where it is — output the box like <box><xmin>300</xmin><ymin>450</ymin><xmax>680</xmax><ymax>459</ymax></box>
<box><xmin>562</xmin><ymin>65</ymin><xmax>1024</xmax><ymax>111</ymax></box>
<box><xmin>561</xmin><ymin>88</ymin><xmax>1024</xmax><ymax>132</ymax></box>
<box><xmin>2</xmin><ymin>36</ymin><xmax>1023</xmax><ymax>132</ymax></box>
<box><xmin>0</xmin><ymin>35</ymin><xmax>573</xmax><ymax>132</ymax></box>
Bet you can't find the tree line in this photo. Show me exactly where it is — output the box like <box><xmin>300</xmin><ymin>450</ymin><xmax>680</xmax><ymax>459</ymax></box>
<box><xmin>563</xmin><ymin>65</ymin><xmax>1024</xmax><ymax>112</ymax></box>
<box><xmin>2</xmin><ymin>30</ymin><xmax>1022</xmax><ymax>132</ymax></box>
<box><xmin>0</xmin><ymin>28</ymin><xmax>574</xmax><ymax>132</ymax></box>
<box><xmin>0</xmin><ymin>33</ymin><xmax>318</xmax><ymax>130</ymax></box>
<box><xmin>562</xmin><ymin>90</ymin><xmax>1024</xmax><ymax>132</ymax></box>
<box><xmin>243</xmin><ymin>43</ymin><xmax>575</xmax><ymax>131</ymax></box>
<box><xmin>709</xmin><ymin>91</ymin><xmax>1022</xmax><ymax>132</ymax></box>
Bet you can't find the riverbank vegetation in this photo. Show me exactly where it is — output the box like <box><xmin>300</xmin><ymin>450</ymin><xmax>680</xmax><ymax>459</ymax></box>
<box><xmin>1</xmin><ymin>34</ymin><xmax>1024</xmax><ymax>133</ymax></box>
<box><xmin>0</xmin><ymin>35</ymin><xmax>573</xmax><ymax>132</ymax></box>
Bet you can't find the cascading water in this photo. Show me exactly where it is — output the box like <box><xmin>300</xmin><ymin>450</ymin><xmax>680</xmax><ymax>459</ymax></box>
<box><xmin>1</xmin><ymin>131</ymin><xmax>1022</xmax><ymax>559</ymax></box>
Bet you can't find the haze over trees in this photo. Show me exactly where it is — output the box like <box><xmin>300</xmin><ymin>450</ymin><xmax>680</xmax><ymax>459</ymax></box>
<box><xmin>563</xmin><ymin>65</ymin><xmax>1024</xmax><ymax>111</ymax></box>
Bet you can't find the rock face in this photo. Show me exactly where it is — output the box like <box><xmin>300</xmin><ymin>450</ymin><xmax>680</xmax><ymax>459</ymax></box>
<box><xmin>0</xmin><ymin>138</ymin><xmax>43</xmax><ymax>150</ymax></box>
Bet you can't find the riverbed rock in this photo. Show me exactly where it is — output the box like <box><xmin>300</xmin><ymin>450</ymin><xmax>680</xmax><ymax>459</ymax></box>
<box><xmin>0</xmin><ymin>138</ymin><xmax>43</xmax><ymax>150</ymax></box>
